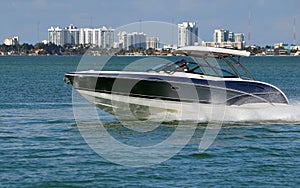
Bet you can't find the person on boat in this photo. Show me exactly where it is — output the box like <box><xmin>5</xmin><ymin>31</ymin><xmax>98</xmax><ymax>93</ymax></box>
<box><xmin>179</xmin><ymin>59</ymin><xmax>189</xmax><ymax>72</ymax></box>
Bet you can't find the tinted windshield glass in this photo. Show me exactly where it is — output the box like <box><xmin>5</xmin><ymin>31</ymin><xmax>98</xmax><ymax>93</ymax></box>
<box><xmin>194</xmin><ymin>57</ymin><xmax>238</xmax><ymax>77</ymax></box>
<box><xmin>148</xmin><ymin>56</ymin><xmax>239</xmax><ymax>78</ymax></box>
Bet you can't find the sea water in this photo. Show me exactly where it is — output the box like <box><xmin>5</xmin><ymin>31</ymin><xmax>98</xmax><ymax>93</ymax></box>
<box><xmin>0</xmin><ymin>56</ymin><xmax>299</xmax><ymax>187</ymax></box>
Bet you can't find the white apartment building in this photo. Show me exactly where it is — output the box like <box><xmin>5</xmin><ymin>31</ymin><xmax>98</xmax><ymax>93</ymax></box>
<box><xmin>3</xmin><ymin>36</ymin><xmax>19</xmax><ymax>45</ymax></box>
<box><xmin>234</xmin><ymin>33</ymin><xmax>244</xmax><ymax>43</ymax></box>
<box><xmin>178</xmin><ymin>22</ymin><xmax>198</xmax><ymax>47</ymax></box>
<box><xmin>118</xmin><ymin>32</ymin><xmax>146</xmax><ymax>50</ymax></box>
<box><xmin>81</xmin><ymin>28</ymin><xmax>94</xmax><ymax>45</ymax></box>
<box><xmin>213</xmin><ymin>29</ymin><xmax>232</xmax><ymax>43</ymax></box>
<box><xmin>146</xmin><ymin>37</ymin><xmax>159</xmax><ymax>49</ymax></box>
<box><xmin>48</xmin><ymin>26</ymin><xmax>67</xmax><ymax>46</ymax></box>
<box><xmin>63</xmin><ymin>24</ymin><xmax>80</xmax><ymax>45</ymax></box>
<box><xmin>48</xmin><ymin>25</ymin><xmax>114</xmax><ymax>48</ymax></box>
<box><xmin>202</xmin><ymin>29</ymin><xmax>245</xmax><ymax>50</ymax></box>
<box><xmin>101</xmin><ymin>27</ymin><xmax>114</xmax><ymax>49</ymax></box>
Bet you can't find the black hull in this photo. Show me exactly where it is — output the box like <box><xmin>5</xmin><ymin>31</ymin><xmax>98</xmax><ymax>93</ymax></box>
<box><xmin>65</xmin><ymin>72</ymin><xmax>288</xmax><ymax>106</ymax></box>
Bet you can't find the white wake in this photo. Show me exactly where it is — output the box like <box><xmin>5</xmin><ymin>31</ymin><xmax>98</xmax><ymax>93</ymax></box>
<box><xmin>144</xmin><ymin>102</ymin><xmax>300</xmax><ymax>124</ymax></box>
<box><xmin>221</xmin><ymin>102</ymin><xmax>300</xmax><ymax>124</ymax></box>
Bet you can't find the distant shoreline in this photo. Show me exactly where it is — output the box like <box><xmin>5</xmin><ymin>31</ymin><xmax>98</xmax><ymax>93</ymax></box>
<box><xmin>1</xmin><ymin>54</ymin><xmax>299</xmax><ymax>58</ymax></box>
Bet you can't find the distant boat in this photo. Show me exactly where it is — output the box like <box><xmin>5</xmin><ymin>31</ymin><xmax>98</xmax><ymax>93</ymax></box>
<box><xmin>64</xmin><ymin>46</ymin><xmax>289</xmax><ymax>120</ymax></box>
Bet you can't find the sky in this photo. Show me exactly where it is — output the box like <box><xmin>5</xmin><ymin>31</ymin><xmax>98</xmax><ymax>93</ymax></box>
<box><xmin>0</xmin><ymin>0</ymin><xmax>299</xmax><ymax>46</ymax></box>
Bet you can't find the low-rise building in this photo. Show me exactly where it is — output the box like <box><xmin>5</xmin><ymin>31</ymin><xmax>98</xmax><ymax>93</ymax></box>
<box><xmin>202</xmin><ymin>29</ymin><xmax>245</xmax><ymax>50</ymax></box>
<box><xmin>265</xmin><ymin>49</ymin><xmax>275</xmax><ymax>55</ymax></box>
<box><xmin>3</xmin><ymin>36</ymin><xmax>19</xmax><ymax>45</ymax></box>
<box><xmin>290</xmin><ymin>45</ymin><xmax>300</xmax><ymax>51</ymax></box>
<box><xmin>202</xmin><ymin>41</ymin><xmax>245</xmax><ymax>50</ymax></box>
<box><xmin>274</xmin><ymin>42</ymin><xmax>289</xmax><ymax>49</ymax></box>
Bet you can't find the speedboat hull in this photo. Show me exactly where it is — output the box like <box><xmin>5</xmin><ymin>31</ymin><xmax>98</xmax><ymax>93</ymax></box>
<box><xmin>65</xmin><ymin>71</ymin><xmax>288</xmax><ymax>108</ymax></box>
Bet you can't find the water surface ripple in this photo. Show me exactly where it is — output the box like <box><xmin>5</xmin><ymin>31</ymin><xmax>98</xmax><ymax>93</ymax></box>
<box><xmin>0</xmin><ymin>56</ymin><xmax>299</xmax><ymax>187</ymax></box>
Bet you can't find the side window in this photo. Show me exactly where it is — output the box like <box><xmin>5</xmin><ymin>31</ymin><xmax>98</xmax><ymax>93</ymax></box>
<box><xmin>192</xmin><ymin>67</ymin><xmax>204</xmax><ymax>74</ymax></box>
<box><xmin>186</xmin><ymin>63</ymin><xmax>198</xmax><ymax>71</ymax></box>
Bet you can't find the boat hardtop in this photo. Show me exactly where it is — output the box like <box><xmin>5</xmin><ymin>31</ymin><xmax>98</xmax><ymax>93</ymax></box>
<box><xmin>174</xmin><ymin>46</ymin><xmax>251</xmax><ymax>58</ymax></box>
<box><xmin>143</xmin><ymin>46</ymin><xmax>254</xmax><ymax>81</ymax></box>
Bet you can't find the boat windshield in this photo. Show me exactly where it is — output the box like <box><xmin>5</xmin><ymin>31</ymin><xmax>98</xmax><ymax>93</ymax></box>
<box><xmin>148</xmin><ymin>56</ymin><xmax>252</xmax><ymax>79</ymax></box>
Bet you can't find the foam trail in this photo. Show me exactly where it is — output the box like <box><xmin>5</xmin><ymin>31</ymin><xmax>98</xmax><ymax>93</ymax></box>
<box><xmin>146</xmin><ymin>102</ymin><xmax>300</xmax><ymax>124</ymax></box>
<box><xmin>221</xmin><ymin>102</ymin><xmax>300</xmax><ymax>124</ymax></box>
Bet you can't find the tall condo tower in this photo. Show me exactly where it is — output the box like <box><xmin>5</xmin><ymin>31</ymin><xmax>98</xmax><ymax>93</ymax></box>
<box><xmin>178</xmin><ymin>22</ymin><xmax>198</xmax><ymax>47</ymax></box>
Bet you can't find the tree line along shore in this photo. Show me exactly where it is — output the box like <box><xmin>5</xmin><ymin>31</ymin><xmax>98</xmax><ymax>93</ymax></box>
<box><xmin>0</xmin><ymin>42</ymin><xmax>299</xmax><ymax>56</ymax></box>
<box><xmin>0</xmin><ymin>42</ymin><xmax>173</xmax><ymax>56</ymax></box>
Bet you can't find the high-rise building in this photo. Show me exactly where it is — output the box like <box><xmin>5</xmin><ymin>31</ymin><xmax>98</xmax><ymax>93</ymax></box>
<box><xmin>48</xmin><ymin>25</ymin><xmax>114</xmax><ymax>48</ymax></box>
<box><xmin>84</xmin><ymin>28</ymin><xmax>94</xmax><ymax>45</ymax></box>
<box><xmin>118</xmin><ymin>32</ymin><xmax>146</xmax><ymax>50</ymax></box>
<box><xmin>93</xmin><ymin>28</ymin><xmax>101</xmax><ymax>47</ymax></box>
<box><xmin>101</xmin><ymin>27</ymin><xmax>114</xmax><ymax>49</ymax></box>
<box><xmin>62</xmin><ymin>24</ymin><xmax>80</xmax><ymax>45</ymax></box>
<box><xmin>146</xmin><ymin>37</ymin><xmax>159</xmax><ymax>49</ymax></box>
<box><xmin>48</xmin><ymin>26</ymin><xmax>64</xmax><ymax>46</ymax></box>
<box><xmin>229</xmin><ymin>32</ymin><xmax>235</xmax><ymax>42</ymax></box>
<box><xmin>79</xmin><ymin>28</ymin><xmax>85</xmax><ymax>45</ymax></box>
<box><xmin>48</xmin><ymin>25</ymin><xmax>80</xmax><ymax>46</ymax></box>
<box><xmin>118</xmin><ymin>31</ymin><xmax>128</xmax><ymax>49</ymax></box>
<box><xmin>178</xmin><ymin>22</ymin><xmax>198</xmax><ymax>47</ymax></box>
<box><xmin>213</xmin><ymin>29</ymin><xmax>229</xmax><ymax>43</ymax></box>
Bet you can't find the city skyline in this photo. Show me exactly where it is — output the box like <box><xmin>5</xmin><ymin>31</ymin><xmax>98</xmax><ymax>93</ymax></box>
<box><xmin>48</xmin><ymin>25</ymin><xmax>115</xmax><ymax>48</ymax></box>
<box><xmin>0</xmin><ymin>0</ymin><xmax>299</xmax><ymax>46</ymax></box>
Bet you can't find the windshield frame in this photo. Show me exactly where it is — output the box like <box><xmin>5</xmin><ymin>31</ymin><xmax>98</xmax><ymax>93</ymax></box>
<box><xmin>148</xmin><ymin>55</ymin><xmax>252</xmax><ymax>79</ymax></box>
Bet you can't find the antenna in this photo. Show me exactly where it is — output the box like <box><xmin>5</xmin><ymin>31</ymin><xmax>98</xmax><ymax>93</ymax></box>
<box><xmin>248</xmin><ymin>11</ymin><xmax>251</xmax><ymax>46</ymax></box>
<box><xmin>293</xmin><ymin>16</ymin><xmax>296</xmax><ymax>45</ymax></box>
<box><xmin>139</xmin><ymin>19</ymin><xmax>142</xmax><ymax>49</ymax></box>
<box><xmin>171</xmin><ymin>18</ymin><xmax>174</xmax><ymax>47</ymax></box>
<box><xmin>37</xmin><ymin>21</ymin><xmax>40</xmax><ymax>42</ymax></box>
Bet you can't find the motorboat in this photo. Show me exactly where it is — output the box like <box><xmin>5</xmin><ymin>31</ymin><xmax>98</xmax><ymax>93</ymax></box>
<box><xmin>64</xmin><ymin>46</ymin><xmax>289</xmax><ymax>121</ymax></box>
